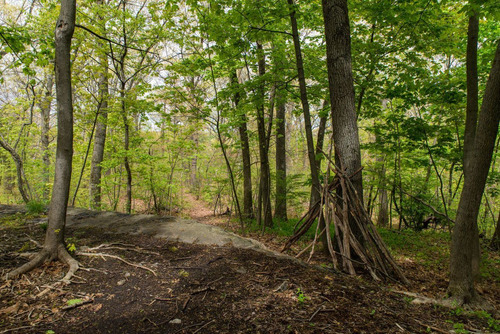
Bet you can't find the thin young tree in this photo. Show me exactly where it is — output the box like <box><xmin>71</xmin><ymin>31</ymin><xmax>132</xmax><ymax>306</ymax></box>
<box><xmin>274</xmin><ymin>96</ymin><xmax>287</xmax><ymax>221</ymax></box>
<box><xmin>6</xmin><ymin>0</ymin><xmax>78</xmax><ymax>281</ymax></box>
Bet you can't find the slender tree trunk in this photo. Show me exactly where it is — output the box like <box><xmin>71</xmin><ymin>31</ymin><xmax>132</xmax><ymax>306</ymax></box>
<box><xmin>121</xmin><ymin>85</ymin><xmax>132</xmax><ymax>214</ymax></box>
<box><xmin>448</xmin><ymin>41</ymin><xmax>500</xmax><ymax>305</ymax></box>
<box><xmin>256</xmin><ymin>42</ymin><xmax>272</xmax><ymax>228</ymax></box>
<box><xmin>490</xmin><ymin>211</ymin><xmax>500</xmax><ymax>250</ymax></box>
<box><xmin>232</xmin><ymin>71</ymin><xmax>253</xmax><ymax>220</ymax></box>
<box><xmin>322</xmin><ymin>0</ymin><xmax>364</xmax><ymax>239</ymax></box>
<box><xmin>315</xmin><ymin>102</ymin><xmax>328</xmax><ymax>176</ymax></box>
<box><xmin>7</xmin><ymin>0</ymin><xmax>78</xmax><ymax>281</ymax></box>
<box><xmin>39</xmin><ymin>73</ymin><xmax>53</xmax><ymax>201</ymax></box>
<box><xmin>90</xmin><ymin>2</ymin><xmax>109</xmax><ymax>210</ymax></box>
<box><xmin>377</xmin><ymin>157</ymin><xmax>389</xmax><ymax>227</ymax></box>
<box><xmin>0</xmin><ymin>139</ymin><xmax>31</xmax><ymax>203</ymax></box>
<box><xmin>287</xmin><ymin>0</ymin><xmax>320</xmax><ymax>206</ymax></box>
<box><xmin>274</xmin><ymin>98</ymin><xmax>287</xmax><ymax>221</ymax></box>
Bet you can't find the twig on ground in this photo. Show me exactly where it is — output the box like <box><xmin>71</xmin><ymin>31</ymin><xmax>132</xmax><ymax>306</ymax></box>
<box><xmin>0</xmin><ymin>326</ymin><xmax>33</xmax><ymax>334</ymax></box>
<box><xmin>62</xmin><ymin>299</ymin><xmax>94</xmax><ymax>311</ymax></box>
<box><xmin>204</xmin><ymin>276</ymin><xmax>223</xmax><ymax>286</ymax></box>
<box><xmin>191</xmin><ymin>286</ymin><xmax>214</xmax><ymax>295</ymax></box>
<box><xmin>182</xmin><ymin>296</ymin><xmax>190</xmax><ymax>311</ymax></box>
<box><xmin>414</xmin><ymin>319</ymin><xmax>449</xmax><ymax>334</ymax></box>
<box><xmin>192</xmin><ymin>320</ymin><xmax>215</xmax><ymax>334</ymax></box>
<box><xmin>309</xmin><ymin>304</ymin><xmax>324</xmax><ymax>321</ymax></box>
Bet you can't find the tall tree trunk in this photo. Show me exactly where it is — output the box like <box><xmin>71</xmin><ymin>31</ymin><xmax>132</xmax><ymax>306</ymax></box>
<box><xmin>287</xmin><ymin>0</ymin><xmax>320</xmax><ymax>206</ymax></box>
<box><xmin>463</xmin><ymin>11</ymin><xmax>481</xmax><ymax>278</ymax></box>
<box><xmin>463</xmin><ymin>12</ymin><xmax>479</xmax><ymax>177</ymax></box>
<box><xmin>39</xmin><ymin>73</ymin><xmax>53</xmax><ymax>201</ymax></box>
<box><xmin>448</xmin><ymin>41</ymin><xmax>500</xmax><ymax>305</ymax></box>
<box><xmin>7</xmin><ymin>0</ymin><xmax>78</xmax><ymax>281</ymax></box>
<box><xmin>256</xmin><ymin>42</ymin><xmax>273</xmax><ymax>228</ymax></box>
<box><xmin>90</xmin><ymin>0</ymin><xmax>109</xmax><ymax>210</ymax></box>
<box><xmin>322</xmin><ymin>0</ymin><xmax>364</xmax><ymax>240</ymax></box>
<box><xmin>274</xmin><ymin>98</ymin><xmax>287</xmax><ymax>221</ymax></box>
<box><xmin>232</xmin><ymin>71</ymin><xmax>253</xmax><ymax>220</ymax></box>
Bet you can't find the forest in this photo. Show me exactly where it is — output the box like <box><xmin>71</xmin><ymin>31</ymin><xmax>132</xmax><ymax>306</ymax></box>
<box><xmin>0</xmin><ymin>0</ymin><xmax>499</xmax><ymax>332</ymax></box>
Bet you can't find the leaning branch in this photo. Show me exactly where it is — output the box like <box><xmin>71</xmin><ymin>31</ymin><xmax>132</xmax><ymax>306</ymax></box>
<box><xmin>75</xmin><ymin>24</ymin><xmax>156</xmax><ymax>54</ymax></box>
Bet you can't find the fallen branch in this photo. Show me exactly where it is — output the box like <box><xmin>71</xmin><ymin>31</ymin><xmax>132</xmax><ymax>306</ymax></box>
<box><xmin>62</xmin><ymin>299</ymin><xmax>94</xmax><ymax>311</ymax></box>
<box><xmin>0</xmin><ymin>326</ymin><xmax>33</xmax><ymax>334</ymax></box>
<box><xmin>193</xmin><ymin>320</ymin><xmax>215</xmax><ymax>334</ymax></box>
<box><xmin>414</xmin><ymin>319</ymin><xmax>449</xmax><ymax>334</ymax></box>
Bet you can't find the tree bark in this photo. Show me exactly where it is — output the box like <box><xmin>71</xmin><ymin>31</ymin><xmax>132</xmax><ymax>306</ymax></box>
<box><xmin>376</xmin><ymin>157</ymin><xmax>389</xmax><ymax>227</ymax></box>
<box><xmin>287</xmin><ymin>0</ymin><xmax>320</xmax><ymax>206</ymax></box>
<box><xmin>232</xmin><ymin>71</ymin><xmax>253</xmax><ymax>220</ymax></box>
<box><xmin>322</xmin><ymin>0</ymin><xmax>364</xmax><ymax>239</ymax></box>
<box><xmin>274</xmin><ymin>98</ymin><xmax>287</xmax><ymax>221</ymax></box>
<box><xmin>7</xmin><ymin>0</ymin><xmax>78</xmax><ymax>281</ymax></box>
<box><xmin>463</xmin><ymin>11</ymin><xmax>481</xmax><ymax>278</ymax></box>
<box><xmin>39</xmin><ymin>73</ymin><xmax>53</xmax><ymax>201</ymax></box>
<box><xmin>315</xmin><ymin>102</ymin><xmax>328</xmax><ymax>176</ymax></box>
<box><xmin>463</xmin><ymin>12</ymin><xmax>479</xmax><ymax>177</ymax></box>
<box><xmin>0</xmin><ymin>138</ymin><xmax>31</xmax><ymax>203</ymax></box>
<box><xmin>90</xmin><ymin>0</ymin><xmax>109</xmax><ymax>210</ymax></box>
<box><xmin>121</xmin><ymin>85</ymin><xmax>132</xmax><ymax>214</ymax></box>
<box><xmin>256</xmin><ymin>41</ymin><xmax>273</xmax><ymax>228</ymax></box>
<box><xmin>490</xmin><ymin>211</ymin><xmax>500</xmax><ymax>250</ymax></box>
<box><xmin>448</xmin><ymin>41</ymin><xmax>500</xmax><ymax>305</ymax></box>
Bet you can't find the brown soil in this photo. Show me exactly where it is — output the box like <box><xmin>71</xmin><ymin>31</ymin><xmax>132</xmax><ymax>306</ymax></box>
<box><xmin>0</xmin><ymin>202</ymin><xmax>498</xmax><ymax>334</ymax></box>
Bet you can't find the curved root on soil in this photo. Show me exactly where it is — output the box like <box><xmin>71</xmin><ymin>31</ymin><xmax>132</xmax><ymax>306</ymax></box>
<box><xmin>3</xmin><ymin>244</ymin><xmax>80</xmax><ymax>283</ymax></box>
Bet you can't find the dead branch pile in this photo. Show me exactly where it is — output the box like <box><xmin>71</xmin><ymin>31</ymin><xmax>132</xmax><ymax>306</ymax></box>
<box><xmin>282</xmin><ymin>163</ymin><xmax>409</xmax><ymax>285</ymax></box>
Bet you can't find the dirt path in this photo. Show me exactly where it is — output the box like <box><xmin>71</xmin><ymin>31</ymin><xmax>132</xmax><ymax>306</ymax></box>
<box><xmin>181</xmin><ymin>192</ymin><xmax>231</xmax><ymax>227</ymax></box>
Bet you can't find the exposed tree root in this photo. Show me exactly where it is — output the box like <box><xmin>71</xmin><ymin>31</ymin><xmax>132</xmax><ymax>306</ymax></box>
<box><xmin>392</xmin><ymin>290</ymin><xmax>495</xmax><ymax>312</ymax></box>
<box><xmin>58</xmin><ymin>244</ymin><xmax>80</xmax><ymax>283</ymax></box>
<box><xmin>77</xmin><ymin>251</ymin><xmax>157</xmax><ymax>276</ymax></box>
<box><xmin>4</xmin><ymin>244</ymin><xmax>80</xmax><ymax>284</ymax></box>
<box><xmin>4</xmin><ymin>249</ymin><xmax>50</xmax><ymax>280</ymax></box>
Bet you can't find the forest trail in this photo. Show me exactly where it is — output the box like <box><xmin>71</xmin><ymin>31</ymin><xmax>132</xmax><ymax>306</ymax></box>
<box><xmin>181</xmin><ymin>192</ymin><xmax>229</xmax><ymax>227</ymax></box>
<box><xmin>180</xmin><ymin>193</ymin><xmax>289</xmax><ymax>253</ymax></box>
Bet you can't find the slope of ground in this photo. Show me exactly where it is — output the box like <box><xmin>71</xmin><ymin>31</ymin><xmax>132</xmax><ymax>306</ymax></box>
<box><xmin>0</xmin><ymin>204</ymin><xmax>499</xmax><ymax>333</ymax></box>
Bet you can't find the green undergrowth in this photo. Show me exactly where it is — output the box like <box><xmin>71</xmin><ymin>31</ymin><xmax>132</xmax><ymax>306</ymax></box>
<box><xmin>0</xmin><ymin>212</ymin><xmax>27</xmax><ymax>229</ymax></box>
<box><xmin>378</xmin><ymin>228</ymin><xmax>500</xmax><ymax>280</ymax></box>
<box><xmin>0</xmin><ymin>205</ymin><xmax>46</xmax><ymax>229</ymax></box>
<box><xmin>378</xmin><ymin>228</ymin><xmax>451</xmax><ymax>269</ymax></box>
<box><xmin>26</xmin><ymin>200</ymin><xmax>48</xmax><ymax>215</ymax></box>
<box><xmin>241</xmin><ymin>217</ymin><xmax>319</xmax><ymax>240</ymax></box>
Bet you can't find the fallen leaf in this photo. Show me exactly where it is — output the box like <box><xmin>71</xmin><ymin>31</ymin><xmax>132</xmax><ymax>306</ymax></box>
<box><xmin>0</xmin><ymin>302</ymin><xmax>20</xmax><ymax>315</ymax></box>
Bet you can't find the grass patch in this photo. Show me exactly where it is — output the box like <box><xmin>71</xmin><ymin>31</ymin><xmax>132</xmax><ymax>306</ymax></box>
<box><xmin>378</xmin><ymin>228</ymin><xmax>451</xmax><ymax>269</ymax></box>
<box><xmin>26</xmin><ymin>200</ymin><xmax>48</xmax><ymax>215</ymax></box>
<box><xmin>0</xmin><ymin>213</ymin><xmax>26</xmax><ymax>229</ymax></box>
